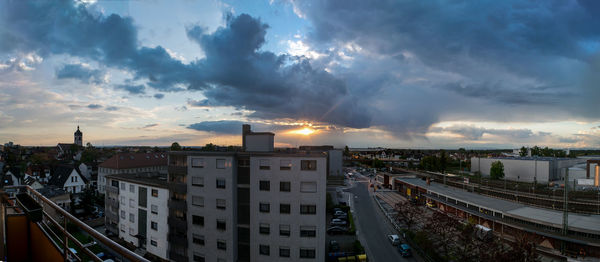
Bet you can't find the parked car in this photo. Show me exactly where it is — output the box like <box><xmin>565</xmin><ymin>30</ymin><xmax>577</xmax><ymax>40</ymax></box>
<box><xmin>332</xmin><ymin>208</ymin><xmax>343</xmax><ymax>214</ymax></box>
<box><xmin>333</xmin><ymin>210</ymin><xmax>347</xmax><ymax>217</ymax></box>
<box><xmin>327</xmin><ymin>226</ymin><xmax>348</xmax><ymax>235</ymax></box>
<box><xmin>388</xmin><ymin>234</ymin><xmax>400</xmax><ymax>246</ymax></box>
<box><xmin>330</xmin><ymin>218</ymin><xmax>347</xmax><ymax>226</ymax></box>
<box><xmin>398</xmin><ymin>244</ymin><xmax>412</xmax><ymax>257</ymax></box>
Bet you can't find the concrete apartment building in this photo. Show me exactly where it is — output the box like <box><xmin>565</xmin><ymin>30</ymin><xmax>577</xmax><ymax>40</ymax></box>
<box><xmin>105</xmin><ymin>172</ymin><xmax>170</xmax><ymax>261</ymax></box>
<box><xmin>97</xmin><ymin>152</ymin><xmax>168</xmax><ymax>194</ymax></box>
<box><xmin>167</xmin><ymin>125</ymin><xmax>328</xmax><ymax>262</ymax></box>
<box><xmin>471</xmin><ymin>157</ymin><xmax>582</xmax><ymax>183</ymax></box>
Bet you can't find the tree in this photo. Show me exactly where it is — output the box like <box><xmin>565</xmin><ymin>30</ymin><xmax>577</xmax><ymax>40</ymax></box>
<box><xmin>394</xmin><ymin>201</ymin><xmax>423</xmax><ymax>231</ymax></box>
<box><xmin>530</xmin><ymin>146</ymin><xmax>541</xmax><ymax>156</ymax></box>
<box><xmin>439</xmin><ymin>150</ymin><xmax>447</xmax><ymax>173</ymax></box>
<box><xmin>344</xmin><ymin>145</ymin><xmax>350</xmax><ymax>156</ymax></box>
<box><xmin>425</xmin><ymin>212</ymin><xmax>458</xmax><ymax>260</ymax></box>
<box><xmin>170</xmin><ymin>142</ymin><xmax>182</xmax><ymax>151</ymax></box>
<box><xmin>201</xmin><ymin>143</ymin><xmax>216</xmax><ymax>151</ymax></box>
<box><xmin>519</xmin><ymin>146</ymin><xmax>528</xmax><ymax>157</ymax></box>
<box><xmin>490</xmin><ymin>161</ymin><xmax>504</xmax><ymax>180</ymax></box>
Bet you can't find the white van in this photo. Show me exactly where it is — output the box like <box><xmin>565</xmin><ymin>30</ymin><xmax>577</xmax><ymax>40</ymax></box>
<box><xmin>388</xmin><ymin>234</ymin><xmax>400</xmax><ymax>245</ymax></box>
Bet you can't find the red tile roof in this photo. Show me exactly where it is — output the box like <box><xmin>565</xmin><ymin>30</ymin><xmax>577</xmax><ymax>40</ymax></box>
<box><xmin>99</xmin><ymin>152</ymin><xmax>168</xmax><ymax>169</ymax></box>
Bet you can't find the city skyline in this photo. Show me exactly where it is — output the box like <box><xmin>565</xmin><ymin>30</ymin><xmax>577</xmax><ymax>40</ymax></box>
<box><xmin>1</xmin><ymin>0</ymin><xmax>600</xmax><ymax>149</ymax></box>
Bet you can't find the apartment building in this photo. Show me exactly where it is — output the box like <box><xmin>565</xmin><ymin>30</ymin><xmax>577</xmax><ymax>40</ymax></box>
<box><xmin>105</xmin><ymin>172</ymin><xmax>170</xmax><ymax>261</ymax></box>
<box><xmin>97</xmin><ymin>152</ymin><xmax>168</xmax><ymax>194</ymax></box>
<box><xmin>167</xmin><ymin>125</ymin><xmax>328</xmax><ymax>262</ymax></box>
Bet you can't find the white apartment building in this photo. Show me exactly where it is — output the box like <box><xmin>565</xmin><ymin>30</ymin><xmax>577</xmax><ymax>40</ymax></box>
<box><xmin>97</xmin><ymin>152</ymin><xmax>167</xmax><ymax>194</ymax></box>
<box><xmin>105</xmin><ymin>173</ymin><xmax>169</xmax><ymax>261</ymax></box>
<box><xmin>167</xmin><ymin>124</ymin><xmax>329</xmax><ymax>262</ymax></box>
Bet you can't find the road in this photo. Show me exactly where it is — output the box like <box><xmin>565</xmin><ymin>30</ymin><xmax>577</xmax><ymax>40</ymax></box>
<box><xmin>347</xmin><ymin>177</ymin><xmax>416</xmax><ymax>262</ymax></box>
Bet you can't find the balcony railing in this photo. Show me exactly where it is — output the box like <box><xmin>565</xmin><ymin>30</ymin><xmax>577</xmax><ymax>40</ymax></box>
<box><xmin>168</xmin><ymin>165</ymin><xmax>187</xmax><ymax>176</ymax></box>
<box><xmin>168</xmin><ymin>198</ymin><xmax>187</xmax><ymax>210</ymax></box>
<box><xmin>169</xmin><ymin>250</ymin><xmax>188</xmax><ymax>261</ymax></box>
<box><xmin>106</xmin><ymin>197</ymin><xmax>119</xmax><ymax>209</ymax></box>
<box><xmin>106</xmin><ymin>185</ymin><xmax>119</xmax><ymax>194</ymax></box>
<box><xmin>168</xmin><ymin>182</ymin><xmax>187</xmax><ymax>193</ymax></box>
<box><xmin>1</xmin><ymin>186</ymin><xmax>149</xmax><ymax>262</ymax></box>
<box><xmin>167</xmin><ymin>233</ymin><xmax>188</xmax><ymax>246</ymax></box>
<box><xmin>168</xmin><ymin>216</ymin><xmax>188</xmax><ymax>231</ymax></box>
<box><xmin>105</xmin><ymin>209</ymin><xmax>119</xmax><ymax>223</ymax></box>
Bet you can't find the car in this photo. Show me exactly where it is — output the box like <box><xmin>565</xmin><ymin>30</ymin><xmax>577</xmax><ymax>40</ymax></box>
<box><xmin>330</xmin><ymin>218</ymin><xmax>347</xmax><ymax>226</ymax></box>
<box><xmin>333</xmin><ymin>210</ymin><xmax>347</xmax><ymax>217</ymax></box>
<box><xmin>327</xmin><ymin>226</ymin><xmax>348</xmax><ymax>235</ymax></box>
<box><xmin>388</xmin><ymin>234</ymin><xmax>400</xmax><ymax>246</ymax></box>
<box><xmin>398</xmin><ymin>244</ymin><xmax>412</xmax><ymax>257</ymax></box>
<box><xmin>332</xmin><ymin>208</ymin><xmax>343</xmax><ymax>214</ymax></box>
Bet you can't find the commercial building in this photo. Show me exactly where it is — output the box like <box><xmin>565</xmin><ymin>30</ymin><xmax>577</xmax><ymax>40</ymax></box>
<box><xmin>471</xmin><ymin>157</ymin><xmax>582</xmax><ymax>183</ymax></box>
<box><xmin>394</xmin><ymin>177</ymin><xmax>600</xmax><ymax>258</ymax></box>
<box><xmin>167</xmin><ymin>125</ymin><xmax>328</xmax><ymax>262</ymax></box>
<box><xmin>97</xmin><ymin>152</ymin><xmax>168</xmax><ymax>195</ymax></box>
<box><xmin>105</xmin><ymin>172</ymin><xmax>170</xmax><ymax>261</ymax></box>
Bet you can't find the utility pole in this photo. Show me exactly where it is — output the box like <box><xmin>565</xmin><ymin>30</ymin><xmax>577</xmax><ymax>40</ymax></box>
<box><xmin>561</xmin><ymin>168</ymin><xmax>569</xmax><ymax>255</ymax></box>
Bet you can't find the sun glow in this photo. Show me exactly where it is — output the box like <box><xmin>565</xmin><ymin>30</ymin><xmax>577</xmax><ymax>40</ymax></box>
<box><xmin>289</xmin><ymin>127</ymin><xmax>316</xmax><ymax>136</ymax></box>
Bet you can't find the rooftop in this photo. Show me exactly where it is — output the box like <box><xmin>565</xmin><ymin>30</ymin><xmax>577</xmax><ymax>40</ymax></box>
<box><xmin>395</xmin><ymin>177</ymin><xmax>600</xmax><ymax>234</ymax></box>
<box><xmin>106</xmin><ymin>172</ymin><xmax>168</xmax><ymax>189</ymax></box>
<box><xmin>99</xmin><ymin>152</ymin><xmax>167</xmax><ymax>169</ymax></box>
<box><xmin>168</xmin><ymin>150</ymin><xmax>327</xmax><ymax>158</ymax></box>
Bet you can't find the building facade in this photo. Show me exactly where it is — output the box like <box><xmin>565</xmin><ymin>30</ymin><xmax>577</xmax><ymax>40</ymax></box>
<box><xmin>471</xmin><ymin>157</ymin><xmax>583</xmax><ymax>183</ymax></box>
<box><xmin>105</xmin><ymin>173</ymin><xmax>170</xmax><ymax>261</ymax></box>
<box><xmin>97</xmin><ymin>152</ymin><xmax>167</xmax><ymax>194</ymax></box>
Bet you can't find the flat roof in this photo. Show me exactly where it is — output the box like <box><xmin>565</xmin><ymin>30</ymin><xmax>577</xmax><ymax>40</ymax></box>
<box><xmin>395</xmin><ymin>177</ymin><xmax>600</xmax><ymax>234</ymax></box>
<box><xmin>473</xmin><ymin>156</ymin><xmax>580</xmax><ymax>161</ymax></box>
<box><xmin>106</xmin><ymin>172</ymin><xmax>168</xmax><ymax>189</ymax></box>
<box><xmin>169</xmin><ymin>151</ymin><xmax>326</xmax><ymax>158</ymax></box>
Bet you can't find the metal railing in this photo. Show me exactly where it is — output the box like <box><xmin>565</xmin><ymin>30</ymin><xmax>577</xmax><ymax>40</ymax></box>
<box><xmin>4</xmin><ymin>186</ymin><xmax>149</xmax><ymax>262</ymax></box>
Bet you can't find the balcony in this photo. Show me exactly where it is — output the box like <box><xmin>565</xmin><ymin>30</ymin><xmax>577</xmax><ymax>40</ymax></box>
<box><xmin>168</xmin><ymin>198</ymin><xmax>187</xmax><ymax>210</ymax></box>
<box><xmin>168</xmin><ymin>233</ymin><xmax>188</xmax><ymax>246</ymax></box>
<box><xmin>169</xmin><ymin>250</ymin><xmax>188</xmax><ymax>262</ymax></box>
<box><xmin>168</xmin><ymin>166</ymin><xmax>187</xmax><ymax>176</ymax></box>
<box><xmin>168</xmin><ymin>216</ymin><xmax>187</xmax><ymax>231</ymax></box>
<box><xmin>168</xmin><ymin>182</ymin><xmax>187</xmax><ymax>193</ymax></box>
<box><xmin>0</xmin><ymin>186</ymin><xmax>149</xmax><ymax>262</ymax></box>
<box><xmin>106</xmin><ymin>185</ymin><xmax>119</xmax><ymax>194</ymax></box>
<box><xmin>105</xmin><ymin>210</ymin><xmax>119</xmax><ymax>223</ymax></box>
<box><xmin>106</xmin><ymin>197</ymin><xmax>119</xmax><ymax>209</ymax></box>
<box><xmin>106</xmin><ymin>222</ymin><xmax>118</xmax><ymax>235</ymax></box>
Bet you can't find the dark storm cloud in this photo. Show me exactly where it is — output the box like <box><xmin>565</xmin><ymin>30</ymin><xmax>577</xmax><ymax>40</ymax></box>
<box><xmin>87</xmin><ymin>104</ymin><xmax>102</xmax><ymax>110</ymax></box>
<box><xmin>0</xmin><ymin>1</ymin><xmax>369</xmax><ymax>129</ymax></box>
<box><xmin>115</xmin><ymin>84</ymin><xmax>146</xmax><ymax>95</ymax></box>
<box><xmin>153</xmin><ymin>93</ymin><xmax>165</xmax><ymax>99</ymax></box>
<box><xmin>188</xmin><ymin>120</ymin><xmax>293</xmax><ymax>134</ymax></box>
<box><xmin>56</xmin><ymin>64</ymin><xmax>104</xmax><ymax>84</ymax></box>
<box><xmin>432</xmin><ymin>125</ymin><xmax>550</xmax><ymax>140</ymax></box>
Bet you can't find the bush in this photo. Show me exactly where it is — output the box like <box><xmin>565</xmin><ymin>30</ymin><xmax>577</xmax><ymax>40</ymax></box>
<box><xmin>326</xmin><ymin>193</ymin><xmax>334</xmax><ymax>212</ymax></box>
<box><xmin>352</xmin><ymin>240</ymin><xmax>365</xmax><ymax>254</ymax></box>
<box><xmin>347</xmin><ymin>211</ymin><xmax>356</xmax><ymax>234</ymax></box>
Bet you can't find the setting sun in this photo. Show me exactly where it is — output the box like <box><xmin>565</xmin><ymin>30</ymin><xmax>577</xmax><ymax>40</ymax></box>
<box><xmin>289</xmin><ymin>127</ymin><xmax>316</xmax><ymax>136</ymax></box>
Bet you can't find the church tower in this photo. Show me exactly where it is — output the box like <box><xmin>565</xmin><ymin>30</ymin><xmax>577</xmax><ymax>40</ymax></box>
<box><xmin>74</xmin><ymin>126</ymin><xmax>83</xmax><ymax>147</ymax></box>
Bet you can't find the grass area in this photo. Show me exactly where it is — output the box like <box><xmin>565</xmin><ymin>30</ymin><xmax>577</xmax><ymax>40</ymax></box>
<box><xmin>347</xmin><ymin>210</ymin><xmax>356</xmax><ymax>235</ymax></box>
<box><xmin>46</xmin><ymin>222</ymin><xmax>106</xmax><ymax>261</ymax></box>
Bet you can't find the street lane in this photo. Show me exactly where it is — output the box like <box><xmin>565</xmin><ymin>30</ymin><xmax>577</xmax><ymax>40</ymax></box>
<box><xmin>348</xmin><ymin>180</ymin><xmax>415</xmax><ymax>262</ymax></box>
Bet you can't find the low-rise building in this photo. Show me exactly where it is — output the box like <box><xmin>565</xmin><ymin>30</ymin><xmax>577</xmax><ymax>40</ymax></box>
<box><xmin>48</xmin><ymin>165</ymin><xmax>88</xmax><ymax>194</ymax></box>
<box><xmin>97</xmin><ymin>152</ymin><xmax>167</xmax><ymax>195</ymax></box>
<box><xmin>471</xmin><ymin>157</ymin><xmax>582</xmax><ymax>183</ymax></box>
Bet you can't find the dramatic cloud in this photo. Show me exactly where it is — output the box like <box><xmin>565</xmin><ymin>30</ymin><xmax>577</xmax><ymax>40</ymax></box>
<box><xmin>188</xmin><ymin>120</ymin><xmax>295</xmax><ymax>135</ymax></box>
<box><xmin>431</xmin><ymin>125</ymin><xmax>551</xmax><ymax>141</ymax></box>
<box><xmin>153</xmin><ymin>93</ymin><xmax>164</xmax><ymax>99</ymax></box>
<box><xmin>115</xmin><ymin>84</ymin><xmax>146</xmax><ymax>95</ymax></box>
<box><xmin>56</xmin><ymin>63</ymin><xmax>105</xmax><ymax>84</ymax></box>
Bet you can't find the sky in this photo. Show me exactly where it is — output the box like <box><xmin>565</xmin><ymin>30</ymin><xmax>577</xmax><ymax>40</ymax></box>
<box><xmin>0</xmin><ymin>0</ymin><xmax>599</xmax><ymax>149</ymax></box>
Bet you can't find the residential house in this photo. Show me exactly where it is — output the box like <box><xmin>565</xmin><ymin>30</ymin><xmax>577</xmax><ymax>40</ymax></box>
<box><xmin>49</xmin><ymin>166</ymin><xmax>88</xmax><ymax>194</ymax></box>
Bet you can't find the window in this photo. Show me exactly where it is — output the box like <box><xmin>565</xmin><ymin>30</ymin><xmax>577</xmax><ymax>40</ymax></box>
<box><xmin>301</xmin><ymin>160</ymin><xmax>317</xmax><ymax>171</ymax></box>
<box><xmin>192</xmin><ymin>195</ymin><xmax>204</xmax><ymax>207</ymax></box>
<box><xmin>129</xmin><ymin>184</ymin><xmax>135</xmax><ymax>193</ymax></box>
<box><xmin>193</xmin><ymin>253</ymin><xmax>205</xmax><ymax>262</ymax></box>
<box><xmin>151</xmin><ymin>221</ymin><xmax>158</xmax><ymax>230</ymax></box>
<box><xmin>259</xmin><ymin>203</ymin><xmax>270</xmax><ymax>213</ymax></box>
<box><xmin>193</xmin><ymin>234</ymin><xmax>205</xmax><ymax>246</ymax></box>
<box><xmin>193</xmin><ymin>215</ymin><xmax>204</xmax><ymax>226</ymax></box>
<box><xmin>216</xmin><ymin>159</ymin><xmax>226</xmax><ymax>169</ymax></box>
<box><xmin>259</xmin><ymin>180</ymin><xmax>270</xmax><ymax>191</ymax></box>
<box><xmin>300</xmin><ymin>205</ymin><xmax>316</xmax><ymax>215</ymax></box>
<box><xmin>217</xmin><ymin>240</ymin><xmax>226</xmax><ymax>250</ymax></box>
<box><xmin>120</xmin><ymin>196</ymin><xmax>125</xmax><ymax>205</ymax></box>
<box><xmin>120</xmin><ymin>182</ymin><xmax>126</xmax><ymax>190</ymax></box>
<box><xmin>150</xmin><ymin>239</ymin><xmax>157</xmax><ymax>247</ymax></box>
<box><xmin>300</xmin><ymin>182</ymin><xmax>317</xmax><ymax>193</ymax></box>
<box><xmin>300</xmin><ymin>226</ymin><xmax>316</xmax><ymax>237</ymax></box>
<box><xmin>129</xmin><ymin>213</ymin><xmax>135</xmax><ymax>222</ymax></box>
<box><xmin>279</xmin><ymin>247</ymin><xmax>290</xmax><ymax>258</ymax></box>
<box><xmin>129</xmin><ymin>227</ymin><xmax>134</xmax><ymax>235</ymax></box>
<box><xmin>280</xmin><ymin>204</ymin><xmax>291</xmax><ymax>214</ymax></box>
<box><xmin>151</xmin><ymin>189</ymin><xmax>158</xmax><ymax>197</ymax></box>
<box><xmin>259</xmin><ymin>245</ymin><xmax>270</xmax><ymax>256</ymax></box>
<box><xmin>192</xmin><ymin>176</ymin><xmax>204</xmax><ymax>187</ymax></box>
<box><xmin>259</xmin><ymin>223</ymin><xmax>270</xmax><ymax>235</ymax></box>
<box><xmin>71</xmin><ymin>176</ymin><xmax>77</xmax><ymax>182</ymax></box>
<box><xmin>191</xmin><ymin>158</ymin><xmax>204</xmax><ymax>168</ymax></box>
<box><xmin>151</xmin><ymin>204</ymin><xmax>158</xmax><ymax>215</ymax></box>
<box><xmin>259</xmin><ymin>159</ymin><xmax>270</xmax><ymax>170</ymax></box>
<box><xmin>120</xmin><ymin>210</ymin><xmax>126</xmax><ymax>219</ymax></box>
<box><xmin>299</xmin><ymin>248</ymin><xmax>316</xmax><ymax>258</ymax></box>
<box><xmin>216</xmin><ymin>178</ymin><xmax>226</xmax><ymax>189</ymax></box>
<box><xmin>129</xmin><ymin>199</ymin><xmax>135</xmax><ymax>208</ymax></box>
<box><xmin>111</xmin><ymin>180</ymin><xmax>119</xmax><ymax>187</ymax></box>
<box><xmin>280</xmin><ymin>181</ymin><xmax>291</xmax><ymax>192</ymax></box>
<box><xmin>216</xmin><ymin>199</ymin><xmax>226</xmax><ymax>210</ymax></box>
<box><xmin>217</xmin><ymin>219</ymin><xmax>226</xmax><ymax>231</ymax></box>
<box><xmin>279</xmin><ymin>224</ymin><xmax>290</xmax><ymax>237</ymax></box>
<box><xmin>280</xmin><ymin>160</ymin><xmax>291</xmax><ymax>170</ymax></box>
